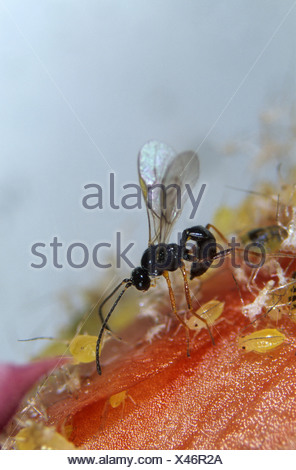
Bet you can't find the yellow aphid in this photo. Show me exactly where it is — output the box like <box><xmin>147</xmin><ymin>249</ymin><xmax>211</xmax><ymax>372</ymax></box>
<box><xmin>14</xmin><ymin>421</ymin><xmax>76</xmax><ymax>450</ymax></box>
<box><xmin>100</xmin><ymin>390</ymin><xmax>135</xmax><ymax>427</ymax></box>
<box><xmin>238</xmin><ymin>328</ymin><xmax>286</xmax><ymax>353</ymax></box>
<box><xmin>69</xmin><ymin>335</ymin><xmax>98</xmax><ymax>363</ymax></box>
<box><xmin>109</xmin><ymin>391</ymin><xmax>128</xmax><ymax>408</ymax></box>
<box><xmin>186</xmin><ymin>300</ymin><xmax>224</xmax><ymax>331</ymax></box>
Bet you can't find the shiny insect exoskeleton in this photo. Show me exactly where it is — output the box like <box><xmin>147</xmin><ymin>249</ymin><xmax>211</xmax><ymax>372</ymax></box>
<box><xmin>96</xmin><ymin>141</ymin><xmax>230</xmax><ymax>374</ymax></box>
<box><xmin>138</xmin><ymin>224</ymin><xmax>217</xmax><ymax>282</ymax></box>
<box><xmin>241</xmin><ymin>225</ymin><xmax>288</xmax><ymax>253</ymax></box>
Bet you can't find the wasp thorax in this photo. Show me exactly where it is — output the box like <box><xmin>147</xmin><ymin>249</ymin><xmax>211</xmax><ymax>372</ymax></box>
<box><xmin>141</xmin><ymin>243</ymin><xmax>182</xmax><ymax>277</ymax></box>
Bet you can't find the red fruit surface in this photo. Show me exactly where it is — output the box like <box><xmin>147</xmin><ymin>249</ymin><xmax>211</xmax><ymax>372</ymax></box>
<box><xmin>46</xmin><ymin>264</ymin><xmax>296</xmax><ymax>449</ymax></box>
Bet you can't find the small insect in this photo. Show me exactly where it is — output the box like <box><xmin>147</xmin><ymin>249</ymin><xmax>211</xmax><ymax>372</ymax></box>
<box><xmin>96</xmin><ymin>141</ymin><xmax>231</xmax><ymax>374</ymax></box>
<box><xmin>268</xmin><ymin>271</ymin><xmax>296</xmax><ymax>322</ymax></box>
<box><xmin>186</xmin><ymin>300</ymin><xmax>225</xmax><ymax>332</ymax></box>
<box><xmin>109</xmin><ymin>390</ymin><xmax>129</xmax><ymax>409</ymax></box>
<box><xmin>19</xmin><ymin>334</ymin><xmax>100</xmax><ymax>365</ymax></box>
<box><xmin>69</xmin><ymin>334</ymin><xmax>98</xmax><ymax>363</ymax></box>
<box><xmin>240</xmin><ymin>221</ymin><xmax>290</xmax><ymax>291</ymax></box>
<box><xmin>241</xmin><ymin>225</ymin><xmax>288</xmax><ymax>253</ymax></box>
<box><xmin>237</xmin><ymin>328</ymin><xmax>286</xmax><ymax>354</ymax></box>
<box><xmin>236</xmin><ymin>186</ymin><xmax>290</xmax><ymax>256</ymax></box>
<box><xmin>99</xmin><ymin>390</ymin><xmax>136</xmax><ymax>429</ymax></box>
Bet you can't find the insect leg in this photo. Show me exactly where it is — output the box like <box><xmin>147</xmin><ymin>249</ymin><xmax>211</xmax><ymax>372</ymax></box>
<box><xmin>206</xmin><ymin>223</ymin><xmax>229</xmax><ymax>244</ymax></box>
<box><xmin>96</xmin><ymin>280</ymin><xmax>132</xmax><ymax>375</ymax></box>
<box><xmin>179</xmin><ymin>263</ymin><xmax>215</xmax><ymax>346</ymax></box>
<box><xmin>206</xmin><ymin>224</ymin><xmax>268</xmax><ymax>264</ymax></box>
<box><xmin>179</xmin><ymin>262</ymin><xmax>193</xmax><ymax>310</ymax></box>
<box><xmin>206</xmin><ymin>223</ymin><xmax>273</xmax><ymax>263</ymax></box>
<box><xmin>162</xmin><ymin>270</ymin><xmax>190</xmax><ymax>356</ymax></box>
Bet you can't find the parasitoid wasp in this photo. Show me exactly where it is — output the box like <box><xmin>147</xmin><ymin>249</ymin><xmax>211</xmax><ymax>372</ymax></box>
<box><xmin>96</xmin><ymin>141</ymin><xmax>231</xmax><ymax>374</ymax></box>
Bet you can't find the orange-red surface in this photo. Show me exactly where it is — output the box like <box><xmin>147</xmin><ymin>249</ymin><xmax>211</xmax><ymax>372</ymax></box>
<box><xmin>46</xmin><ymin>264</ymin><xmax>296</xmax><ymax>449</ymax></box>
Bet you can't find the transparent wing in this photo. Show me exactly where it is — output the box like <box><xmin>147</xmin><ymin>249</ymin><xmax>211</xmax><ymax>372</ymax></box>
<box><xmin>138</xmin><ymin>140</ymin><xmax>199</xmax><ymax>244</ymax></box>
<box><xmin>160</xmin><ymin>148</ymin><xmax>200</xmax><ymax>242</ymax></box>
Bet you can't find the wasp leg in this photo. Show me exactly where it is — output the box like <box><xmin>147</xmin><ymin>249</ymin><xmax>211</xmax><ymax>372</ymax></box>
<box><xmin>179</xmin><ymin>263</ymin><xmax>215</xmax><ymax>346</ymax></box>
<box><xmin>206</xmin><ymin>223</ymin><xmax>229</xmax><ymax>244</ymax></box>
<box><xmin>162</xmin><ymin>270</ymin><xmax>190</xmax><ymax>356</ymax></box>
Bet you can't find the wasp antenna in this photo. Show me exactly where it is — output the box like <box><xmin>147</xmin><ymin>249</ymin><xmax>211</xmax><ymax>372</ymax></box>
<box><xmin>98</xmin><ymin>278</ymin><xmax>131</xmax><ymax>331</ymax></box>
<box><xmin>274</xmin><ymin>193</ymin><xmax>280</xmax><ymax>224</ymax></box>
<box><xmin>213</xmin><ymin>248</ymin><xmax>233</xmax><ymax>261</ymax></box>
<box><xmin>18</xmin><ymin>336</ymin><xmax>56</xmax><ymax>342</ymax></box>
<box><xmin>231</xmin><ymin>273</ymin><xmax>244</xmax><ymax>308</ymax></box>
<box><xmin>225</xmin><ymin>185</ymin><xmax>269</xmax><ymax>198</ymax></box>
<box><xmin>96</xmin><ymin>280</ymin><xmax>133</xmax><ymax>375</ymax></box>
<box><xmin>206</xmin><ymin>223</ymin><xmax>229</xmax><ymax>244</ymax></box>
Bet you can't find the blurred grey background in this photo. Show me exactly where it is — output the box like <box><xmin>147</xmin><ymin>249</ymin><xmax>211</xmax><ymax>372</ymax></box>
<box><xmin>0</xmin><ymin>0</ymin><xmax>295</xmax><ymax>362</ymax></box>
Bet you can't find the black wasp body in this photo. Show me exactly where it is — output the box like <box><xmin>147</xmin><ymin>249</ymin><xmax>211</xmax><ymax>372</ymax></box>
<box><xmin>96</xmin><ymin>141</ymin><xmax>227</xmax><ymax>374</ymax></box>
<box><xmin>132</xmin><ymin>224</ymin><xmax>217</xmax><ymax>290</ymax></box>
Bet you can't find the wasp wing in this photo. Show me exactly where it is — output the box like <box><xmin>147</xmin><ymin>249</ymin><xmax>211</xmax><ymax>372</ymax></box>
<box><xmin>138</xmin><ymin>140</ymin><xmax>199</xmax><ymax>244</ymax></box>
<box><xmin>159</xmin><ymin>148</ymin><xmax>199</xmax><ymax>242</ymax></box>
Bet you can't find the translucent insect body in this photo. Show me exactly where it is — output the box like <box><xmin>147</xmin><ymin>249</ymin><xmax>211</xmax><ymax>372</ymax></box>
<box><xmin>186</xmin><ymin>300</ymin><xmax>225</xmax><ymax>332</ymax></box>
<box><xmin>238</xmin><ymin>328</ymin><xmax>286</xmax><ymax>353</ymax></box>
